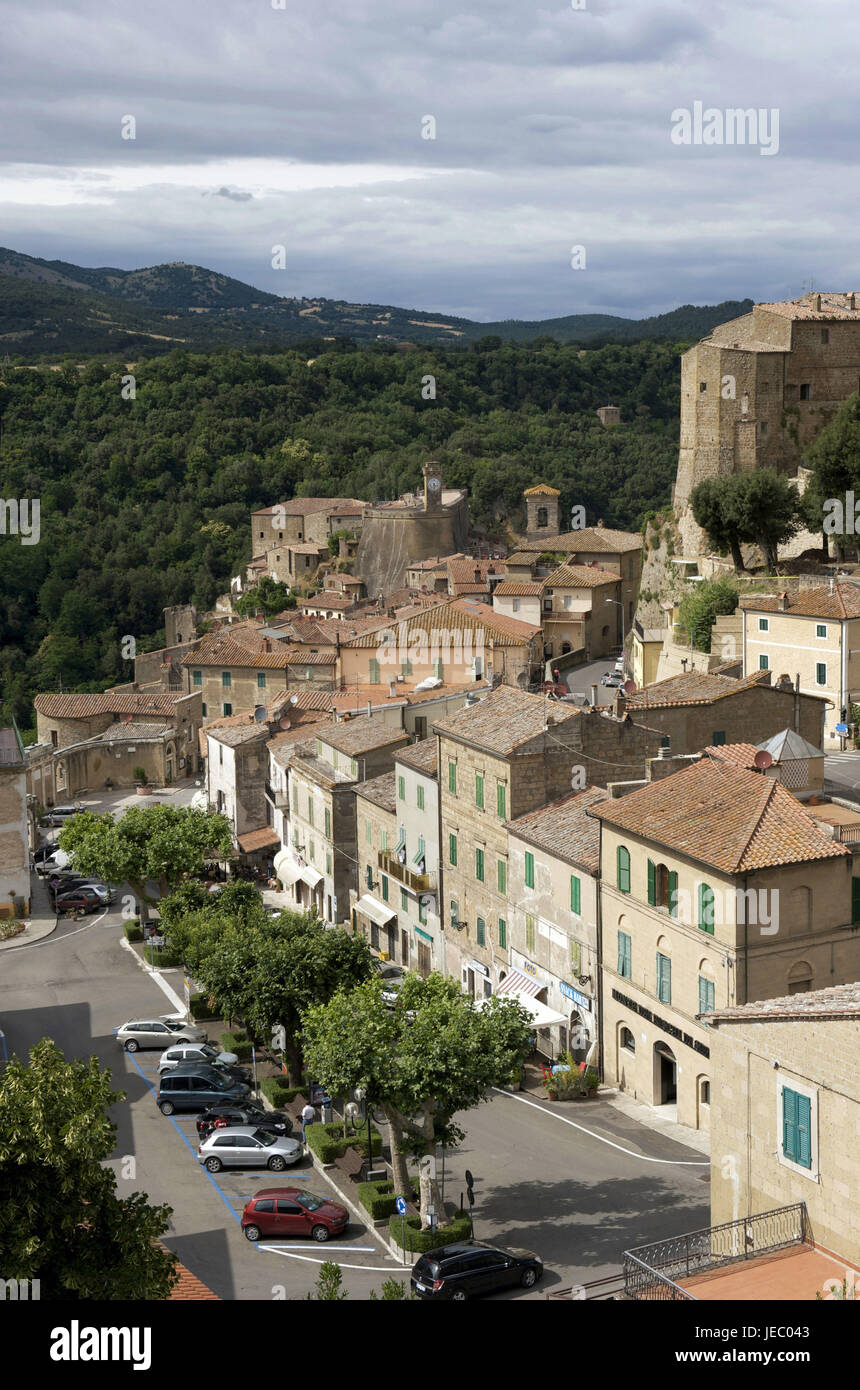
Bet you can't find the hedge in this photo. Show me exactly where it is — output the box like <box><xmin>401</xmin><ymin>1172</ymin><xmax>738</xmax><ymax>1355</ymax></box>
<box><xmin>306</xmin><ymin>1121</ymin><xmax>382</xmax><ymax>1166</ymax></box>
<box><xmin>388</xmin><ymin>1210</ymin><xmax>473</xmax><ymax>1253</ymax></box>
<box><xmin>123</xmin><ymin>921</ymin><xmax>143</xmax><ymax>942</ymax></box>
<box><xmin>189</xmin><ymin>992</ymin><xmax>219</xmax><ymax>1021</ymax></box>
<box><xmin>357</xmin><ymin>1179</ymin><xmax>417</xmax><ymax>1222</ymax></box>
<box><xmin>221</xmin><ymin>1030</ymin><xmax>253</xmax><ymax>1061</ymax></box>
<box><xmin>260</xmin><ymin>1076</ymin><xmax>308</xmax><ymax>1108</ymax></box>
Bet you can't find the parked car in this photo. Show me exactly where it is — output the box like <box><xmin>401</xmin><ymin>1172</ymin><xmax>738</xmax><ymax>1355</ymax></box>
<box><xmin>600</xmin><ymin>672</ymin><xmax>624</xmax><ymax>688</ymax></box>
<box><xmin>196</xmin><ymin>1103</ymin><xmax>292</xmax><ymax>1140</ymax></box>
<box><xmin>241</xmin><ymin>1187</ymin><xmax>348</xmax><ymax>1243</ymax></box>
<box><xmin>410</xmin><ymin>1242</ymin><xmax>543</xmax><ymax>1301</ymax></box>
<box><xmin>374</xmin><ymin>961</ymin><xmax>407</xmax><ymax>1007</ymax></box>
<box><xmin>157</xmin><ymin>1043</ymin><xmax>248</xmax><ymax>1082</ymax></box>
<box><xmin>116</xmin><ymin>1018</ymin><xmax>208</xmax><ymax>1052</ymax></box>
<box><xmin>156</xmin><ymin>1065</ymin><xmax>251</xmax><ymax>1114</ymax></box>
<box><xmin>54</xmin><ymin>885</ymin><xmax>113</xmax><ymax>915</ymax></box>
<box><xmin>49</xmin><ymin>873</ymin><xmax>107</xmax><ymax>897</ymax></box>
<box><xmin>197</xmin><ymin>1127</ymin><xmax>303</xmax><ymax>1173</ymax></box>
<box><xmin>43</xmin><ymin>806</ymin><xmax>82</xmax><ymax>827</ymax></box>
<box><xmin>36</xmin><ymin>851</ymin><xmax>74</xmax><ymax>877</ymax></box>
<box><xmin>32</xmin><ymin>842</ymin><xmax>59</xmax><ymax>865</ymax></box>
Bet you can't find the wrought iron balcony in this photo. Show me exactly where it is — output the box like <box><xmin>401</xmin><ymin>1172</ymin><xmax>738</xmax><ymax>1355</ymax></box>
<box><xmin>265</xmin><ymin>781</ymin><xmax>289</xmax><ymax>811</ymax></box>
<box><xmin>378</xmin><ymin>850</ymin><xmax>435</xmax><ymax>894</ymax></box>
<box><xmin>623</xmin><ymin>1202</ymin><xmax>811</xmax><ymax>1301</ymax></box>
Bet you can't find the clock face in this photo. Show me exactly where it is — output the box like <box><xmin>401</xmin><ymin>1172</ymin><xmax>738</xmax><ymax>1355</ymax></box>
<box><xmin>428</xmin><ymin>476</ymin><xmax>441</xmax><ymax>492</ymax></box>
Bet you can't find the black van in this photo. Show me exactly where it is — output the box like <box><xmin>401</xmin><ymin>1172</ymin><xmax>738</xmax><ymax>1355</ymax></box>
<box><xmin>156</xmin><ymin>1064</ymin><xmax>251</xmax><ymax>1115</ymax></box>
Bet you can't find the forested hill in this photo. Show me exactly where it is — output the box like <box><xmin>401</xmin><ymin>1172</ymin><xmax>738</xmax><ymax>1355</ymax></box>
<box><xmin>0</xmin><ymin>338</ymin><xmax>681</xmax><ymax>732</ymax></box>
<box><xmin>0</xmin><ymin>247</ymin><xmax>752</xmax><ymax>356</ymax></box>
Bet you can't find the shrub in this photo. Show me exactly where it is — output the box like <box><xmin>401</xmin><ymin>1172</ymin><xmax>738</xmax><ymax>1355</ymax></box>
<box><xmin>260</xmin><ymin>1076</ymin><xmax>306</xmax><ymax>1108</ymax></box>
<box><xmin>306</xmin><ymin>1121</ymin><xmax>382</xmax><ymax>1165</ymax></box>
<box><xmin>132</xmin><ymin>766</ymin><xmax>148</xmax><ymax>784</ymax></box>
<box><xmin>389</xmin><ymin>1210</ymin><xmax>473</xmax><ymax>1253</ymax></box>
<box><xmin>123</xmin><ymin>920</ymin><xmax>143</xmax><ymax>942</ymax></box>
<box><xmin>221</xmin><ymin>1030</ymin><xmax>253</xmax><ymax>1061</ymax></box>
<box><xmin>189</xmin><ymin>991</ymin><xmax>219</xmax><ymax>1021</ymax></box>
<box><xmin>357</xmin><ymin>1180</ymin><xmax>402</xmax><ymax>1221</ymax></box>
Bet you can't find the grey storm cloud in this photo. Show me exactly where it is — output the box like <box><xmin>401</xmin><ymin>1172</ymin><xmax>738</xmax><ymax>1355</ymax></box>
<box><xmin>1</xmin><ymin>0</ymin><xmax>859</xmax><ymax>319</ymax></box>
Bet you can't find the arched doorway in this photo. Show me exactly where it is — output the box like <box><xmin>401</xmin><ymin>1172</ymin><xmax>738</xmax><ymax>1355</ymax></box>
<box><xmin>569</xmin><ymin>1011</ymin><xmax>590</xmax><ymax>1063</ymax></box>
<box><xmin>654</xmin><ymin>1041</ymin><xmax>677</xmax><ymax>1106</ymax></box>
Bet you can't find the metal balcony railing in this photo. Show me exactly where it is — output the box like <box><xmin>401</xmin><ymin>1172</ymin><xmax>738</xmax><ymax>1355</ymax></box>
<box><xmin>265</xmin><ymin>782</ymin><xmax>289</xmax><ymax>810</ymax></box>
<box><xmin>623</xmin><ymin>1202</ymin><xmax>810</xmax><ymax>1301</ymax></box>
<box><xmin>378</xmin><ymin>850</ymin><xmax>435</xmax><ymax>894</ymax></box>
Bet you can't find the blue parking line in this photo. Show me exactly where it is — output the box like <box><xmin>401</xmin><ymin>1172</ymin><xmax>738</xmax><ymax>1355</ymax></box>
<box><xmin>122</xmin><ymin>1048</ymin><xmax>243</xmax><ymax>1228</ymax></box>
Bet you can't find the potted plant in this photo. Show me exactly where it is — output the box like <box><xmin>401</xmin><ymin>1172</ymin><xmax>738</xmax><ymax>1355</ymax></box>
<box><xmin>580</xmin><ymin>1068</ymin><xmax>600</xmax><ymax>1097</ymax></box>
<box><xmin>133</xmin><ymin>766</ymin><xmax>151</xmax><ymax>795</ymax></box>
<box><xmin>540</xmin><ymin>1064</ymin><xmax>559</xmax><ymax>1101</ymax></box>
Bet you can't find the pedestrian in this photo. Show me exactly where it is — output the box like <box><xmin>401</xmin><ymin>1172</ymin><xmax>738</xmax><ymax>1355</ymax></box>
<box><xmin>553</xmin><ymin>667</ymin><xmax>561</xmax><ymax>685</ymax></box>
<box><xmin>301</xmin><ymin>1101</ymin><xmax>316</xmax><ymax>1145</ymax></box>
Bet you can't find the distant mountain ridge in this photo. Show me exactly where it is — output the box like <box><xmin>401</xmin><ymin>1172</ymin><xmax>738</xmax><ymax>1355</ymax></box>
<box><xmin>0</xmin><ymin>246</ymin><xmax>753</xmax><ymax>358</ymax></box>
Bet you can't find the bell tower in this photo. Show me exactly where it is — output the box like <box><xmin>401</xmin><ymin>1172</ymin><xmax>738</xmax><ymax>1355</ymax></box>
<box><xmin>423</xmin><ymin>460</ymin><xmax>443</xmax><ymax>511</ymax></box>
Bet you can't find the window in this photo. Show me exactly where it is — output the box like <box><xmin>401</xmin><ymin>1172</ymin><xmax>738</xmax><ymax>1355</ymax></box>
<box><xmin>401</xmin><ymin>888</ymin><xmax>408</xmax><ymax>912</ymax></box>
<box><xmin>222</xmin><ymin>671</ymin><xmax>231</xmax><ymax>687</ymax></box>
<box><xmin>570</xmin><ymin>874</ymin><xmax>581</xmax><ymax>914</ymax></box>
<box><xmin>257</xmin><ymin>673</ymin><xmax>266</xmax><ymax>689</ymax></box>
<box><xmin>476</xmin><ymin>917</ymin><xmax>486</xmax><ymax>947</ymax></box>
<box><xmin>711</xmin><ymin>731</ymin><xmax>725</xmax><ymax>746</ymax></box>
<box><xmin>647</xmin><ymin>860</ymin><xmax>677</xmax><ymax>914</ymax></box>
<box><xmin>852</xmin><ymin>876</ymin><xmax>860</xmax><ymax>925</ymax></box>
<box><xmin>433</xmin><ymin>658</ymin><xmax>444</xmax><ymax>681</ymax></box>
<box><xmin>699</xmin><ymin>380</ymin><xmax>707</xmax><ymax>393</ymax></box>
<box><xmin>398</xmin><ymin>776</ymin><xmax>405</xmax><ymax>801</ymax></box>
<box><xmin>366</xmin><ymin>864</ymin><xmax>373</xmax><ymax>888</ymax></box>
<box><xmin>497</xmin><ymin>859</ymin><xmax>506</xmax><ymax>895</ymax></box>
<box><xmin>656</xmin><ymin>952</ymin><xmax>672</xmax><ymax>1005</ymax></box>
<box><xmin>381</xmin><ymin>829</ymin><xmax>388</xmax><ymax>852</ymax></box>
<box><xmin>617</xmin><ymin>930</ymin><xmax>632</xmax><ymax>979</ymax></box>
<box><xmin>821</xmin><ymin>327</ymin><xmax>829</xmax><ymax>344</ymax></box>
<box><xmin>381</xmin><ymin>875</ymin><xmax>389</xmax><ymax>902</ymax></box>
<box><xmin>799</xmin><ymin>383</ymin><xmax>811</xmax><ymax>401</ymax></box>
<box><xmin>617</xmin><ymin>845</ymin><xmax>631</xmax><ymax>893</ymax></box>
<box><xmin>816</xmin><ymin>623</ymin><xmax>827</xmax><ymax>638</ymax></box>
<box><xmin>418</xmin><ymin>898</ymin><xmax>428</xmax><ymax>926</ymax></box>
<box><xmin>498</xmin><ymin>917</ymin><xmax>506</xmax><ymax>949</ymax></box>
<box><xmin>758</xmin><ymin>617</ymin><xmax>769</xmax><ymax>632</ymax></box>
<box><xmin>309</xmin><ymin>840</ymin><xmax>315</xmax><ymax>864</ymax></box>
<box><xmin>816</xmin><ymin>663</ymin><xmax>826</xmax><ymax>686</ymax></box>
<box><xmin>365</xmin><ymin>819</ymin><xmax>371</xmax><ymax>845</ymax></box>
<box><xmin>201</xmin><ymin>703</ymin><xmax>207</xmax><ymax>717</ymax></box>
<box><xmin>324</xmin><ymin>808</ymin><xmax>331</xmax><ymax>839</ymax></box>
<box><xmin>759</xmin><ymin>654</ymin><xmax>769</xmax><ymax>671</ymax></box>
<box><xmin>497</xmin><ymin>782</ymin><xmax>506</xmax><ymax>819</ymax></box>
<box><xmin>512</xmin><ymin>598</ymin><xmax>520</xmax><ymax>613</ymax></box>
<box><xmin>525</xmin><ymin>914</ymin><xmax>535</xmax><ymax>954</ymax></box>
<box><xmin>620</xmin><ymin>1026</ymin><xmax>635</xmax><ymax>1053</ymax></box>
<box><xmin>475</xmin><ymin>773</ymin><xmax>484</xmax><ymax>809</ymax></box>
<box><xmin>698</xmin><ymin>883</ymin><xmax>715</xmax><ymax>935</ymax></box>
<box><xmin>307</xmin><ymin>796</ymin><xmax>313</xmax><ymax>827</ymax></box>
<box><xmin>759</xmin><ymin>421</ymin><xmax>768</xmax><ymax>436</ymax></box>
<box><xmin>192</xmin><ymin>670</ymin><xmax>202</xmax><ymax>687</ymax></box>
<box><xmin>698</xmin><ymin>976</ymin><xmax>715</xmax><ymax>1014</ymax></box>
<box><xmin>222</xmin><ymin>703</ymin><xmax>232</xmax><ymax>716</ymax></box>
<box><xmin>448</xmin><ymin>761</ymin><xmax>457</xmax><ymax>795</ymax></box>
<box><xmin>525</xmin><ymin>852</ymin><xmax>535</xmax><ymax>889</ymax></box>
<box><xmin>449</xmin><ymin>833</ymin><xmax>458</xmax><ymax>867</ymax></box>
<box><xmin>317</xmin><ymin>738</ymin><xmax>323</xmax><ymax>757</ymax></box>
<box><xmin>569</xmin><ymin>938</ymin><xmax>581</xmax><ymax>974</ymax></box>
<box><xmin>417</xmin><ymin>785</ymin><xmax>424</xmax><ymax>811</ymax></box>
<box><xmin>413</xmin><ymin>836</ymin><xmax>425</xmax><ymax>867</ymax></box>
<box><xmin>326</xmin><ymin>852</ymin><xmax>332</xmax><ymax>875</ymax></box>
<box><xmin>475</xmin><ymin>848</ymin><xmax>485</xmax><ymax>882</ymax></box>
<box><xmin>781</xmin><ymin>1086</ymin><xmax>812</xmax><ymax>1170</ymax></box>
<box><xmin>369</xmin><ymin>657</ymin><xmax>381</xmax><ymax>684</ymax></box>
<box><xmin>401</xmin><ymin>658</ymin><xmax>413</xmax><ymax>677</ymax></box>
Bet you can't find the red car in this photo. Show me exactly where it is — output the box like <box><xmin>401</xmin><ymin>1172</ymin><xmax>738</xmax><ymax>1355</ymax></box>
<box><xmin>241</xmin><ymin>1188</ymin><xmax>349</xmax><ymax>1243</ymax></box>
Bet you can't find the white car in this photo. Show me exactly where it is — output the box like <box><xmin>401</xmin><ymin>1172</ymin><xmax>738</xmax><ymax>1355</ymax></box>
<box><xmin>157</xmin><ymin>1042</ymin><xmax>240</xmax><ymax>1073</ymax></box>
<box><xmin>115</xmin><ymin>1018</ymin><xmax>207</xmax><ymax>1051</ymax></box>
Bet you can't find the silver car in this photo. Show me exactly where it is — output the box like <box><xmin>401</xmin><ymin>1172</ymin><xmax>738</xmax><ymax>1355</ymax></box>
<box><xmin>115</xmin><ymin>1018</ymin><xmax>208</xmax><ymax>1052</ymax></box>
<box><xmin>158</xmin><ymin>1042</ymin><xmax>239</xmax><ymax>1073</ymax></box>
<box><xmin>197</xmin><ymin>1126</ymin><xmax>303</xmax><ymax>1174</ymax></box>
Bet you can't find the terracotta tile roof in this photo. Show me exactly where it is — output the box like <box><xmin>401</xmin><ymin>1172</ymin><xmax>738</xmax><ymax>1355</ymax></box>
<box><xmin>623</xmin><ymin>670</ymin><xmax>770</xmax><ymax>709</ymax></box>
<box><xmin>524</xmin><ymin>483</ymin><xmax>561</xmax><ymax>496</ymax></box>
<box><xmin>252</xmin><ymin>498</ymin><xmax>365</xmax><ymax>516</ymax></box>
<box><xmin>493</xmin><ymin>581</ymin><xmax>543</xmax><ymax>597</ymax></box>
<box><xmin>395</xmin><ymin>737</ymin><xmax>438</xmax><ymax>776</ymax></box>
<box><xmin>35</xmin><ymin>692</ymin><xmax>183</xmax><ymax>719</ymax></box>
<box><xmin>591</xmin><ymin>759</ymin><xmax>847</xmax><ymax>872</ymax></box>
<box><xmin>287</xmin><ymin>690</ymin><xmax>337</xmax><ymax>711</ymax></box>
<box><xmin>159</xmin><ymin>1246</ymin><xmax>219</xmax><ymax>1301</ymax></box>
<box><xmin>206</xmin><ymin>722</ymin><xmax>270</xmax><ymax>748</ymax></box>
<box><xmin>506</xmin><ymin>787</ymin><xmax>607</xmax><ymax>873</ymax></box>
<box><xmin>95</xmin><ymin>721</ymin><xmax>173</xmax><ymax>741</ymax></box>
<box><xmin>346</xmin><ymin>597</ymin><xmax>539</xmax><ymax>648</ymax></box>
<box><xmin>756</xmin><ymin>293</ymin><xmax>860</xmax><ymax>321</ymax></box>
<box><xmin>702</xmin><ymin>742</ymin><xmax>760</xmax><ymax>769</ymax></box>
<box><xmin>707</xmin><ymin>980</ymin><xmax>860</xmax><ymax>1023</ymax></box>
<box><xmin>299</xmin><ymin>592</ymin><xmax>357</xmax><ymax>610</ymax></box>
<box><xmin>182</xmin><ymin>630</ymin><xmax>294</xmax><ymax>669</ymax></box>
<box><xmin>505</xmin><ymin>551</ymin><xmax>541</xmax><ymax>565</ymax></box>
<box><xmin>544</xmin><ymin>563</ymin><xmax>619</xmax><ymax>589</ymax></box>
<box><xmin>314</xmin><ymin>616</ymin><xmax>388</xmax><ymax>642</ymax></box>
<box><xmin>433</xmin><ymin>685</ymin><xmax>579</xmax><ymax>756</ymax></box>
<box><xmin>739</xmin><ymin>583</ymin><xmax>860</xmax><ymax>621</ymax></box>
<box><xmin>320</xmin><ymin>713</ymin><xmax>409</xmax><ymax>757</ymax></box>
<box><xmin>354</xmin><ymin>769</ymin><xmax>398</xmax><ymax>813</ymax></box>
<box><xmin>514</xmin><ymin>526</ymin><xmax>641</xmax><ymax>554</ymax></box>
<box><xmin>237</xmin><ymin>826</ymin><xmax>281</xmax><ymax>852</ymax></box>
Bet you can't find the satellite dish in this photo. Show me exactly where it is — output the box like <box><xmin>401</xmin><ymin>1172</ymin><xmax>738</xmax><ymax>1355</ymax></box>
<box><xmin>623</xmin><ymin>679</ymin><xmax>637</xmax><ymax>694</ymax></box>
<box><xmin>278</xmin><ymin>717</ymin><xmax>292</xmax><ymax>730</ymax></box>
<box><xmin>253</xmin><ymin>705</ymin><xmax>268</xmax><ymax>722</ymax></box>
<box><xmin>753</xmin><ymin>750</ymin><xmax>773</xmax><ymax>770</ymax></box>
<box><xmin>290</xmin><ymin>695</ymin><xmax>299</xmax><ymax>705</ymax></box>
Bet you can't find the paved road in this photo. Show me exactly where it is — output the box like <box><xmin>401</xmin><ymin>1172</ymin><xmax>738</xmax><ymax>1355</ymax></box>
<box><xmin>824</xmin><ymin>749</ymin><xmax>860</xmax><ymax>803</ymax></box>
<box><xmin>562</xmin><ymin>657</ymin><xmax>624</xmax><ymax>701</ymax></box>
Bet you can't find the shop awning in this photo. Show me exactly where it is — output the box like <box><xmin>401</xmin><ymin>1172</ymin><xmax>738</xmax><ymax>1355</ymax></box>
<box><xmin>237</xmin><ymin>827</ymin><xmax>280</xmax><ymax>853</ymax></box>
<box><xmin>355</xmin><ymin>893</ymin><xmax>396</xmax><ymax>928</ymax></box>
<box><xmin>494</xmin><ymin>968</ymin><xmax>566</xmax><ymax>1027</ymax></box>
<box><xmin>496</xmin><ymin>967</ymin><xmax>543</xmax><ymax>1000</ymax></box>
<box><xmin>299</xmin><ymin>866</ymin><xmax>323</xmax><ymax>889</ymax></box>
<box><xmin>273</xmin><ymin>850</ymin><xmax>302</xmax><ymax>888</ymax></box>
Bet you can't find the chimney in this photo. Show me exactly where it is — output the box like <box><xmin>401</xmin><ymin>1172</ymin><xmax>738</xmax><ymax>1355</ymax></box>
<box><xmin>850</xmin><ymin>293</ymin><xmax>857</xmax><ymax>311</ymax></box>
<box><xmin>814</xmin><ymin>293</ymin><xmax>821</xmax><ymax>311</ymax></box>
<box><xmin>262</xmin><ymin>638</ymin><xmax>271</xmax><ymax>652</ymax></box>
<box><xmin>590</xmin><ymin>684</ymin><xmax>598</xmax><ymax>706</ymax></box>
<box><xmin>366</xmin><ymin>701</ymin><xmax>372</xmax><ymax>717</ymax></box>
<box><xmin>613</xmin><ymin>688</ymin><xmax>626</xmax><ymax>718</ymax></box>
<box><xmin>778</xmin><ymin>592</ymin><xmax>789</xmax><ymax>611</ymax></box>
<box><xmin>388</xmin><ymin>681</ymin><xmax>397</xmax><ymax>697</ymax></box>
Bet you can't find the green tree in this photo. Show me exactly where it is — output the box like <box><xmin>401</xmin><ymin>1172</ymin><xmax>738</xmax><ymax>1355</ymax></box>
<box><xmin>58</xmin><ymin>804</ymin><xmax>233</xmax><ymax>926</ymax></box>
<box><xmin>369</xmin><ymin>1278</ymin><xmax>414</xmax><ymax>1300</ymax></box>
<box><xmin>678</xmin><ymin>576</ymin><xmax>739</xmax><ymax>653</ymax></box>
<box><xmin>303</xmin><ymin>974</ymin><xmax>532</xmax><ymax>1228</ymax></box>
<box><xmin>731</xmin><ymin>471</ymin><xmax>804</xmax><ymax>571</ymax></box>
<box><xmin>804</xmin><ymin>393</ymin><xmax>860</xmax><ymax>556</ymax></box>
<box><xmin>690</xmin><ymin>477</ymin><xmax>746</xmax><ymax>572</ymax></box>
<box><xmin>306</xmin><ymin>1260</ymin><xmax>347</xmax><ymax>1300</ymax></box>
<box><xmin>234</xmin><ymin>574</ymin><xmax>293</xmax><ymax>619</ymax></box>
<box><xmin>0</xmin><ymin>1039</ymin><xmax>177</xmax><ymax>1299</ymax></box>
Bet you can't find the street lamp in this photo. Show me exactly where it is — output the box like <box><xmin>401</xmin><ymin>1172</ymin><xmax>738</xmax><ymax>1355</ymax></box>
<box><xmin>354</xmin><ymin>1086</ymin><xmax>373</xmax><ymax>1172</ymax></box>
<box><xmin>603</xmin><ymin>597</ymin><xmax>624</xmax><ymax>651</ymax></box>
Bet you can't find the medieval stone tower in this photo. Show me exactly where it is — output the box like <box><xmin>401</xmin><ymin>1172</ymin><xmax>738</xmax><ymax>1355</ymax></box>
<box><xmin>523</xmin><ymin>484</ymin><xmax>560</xmax><ymax>541</ymax></box>
<box><xmin>674</xmin><ymin>291</ymin><xmax>860</xmax><ymax>556</ymax></box>
<box><xmin>353</xmin><ymin>461</ymin><xmax>470</xmax><ymax>599</ymax></box>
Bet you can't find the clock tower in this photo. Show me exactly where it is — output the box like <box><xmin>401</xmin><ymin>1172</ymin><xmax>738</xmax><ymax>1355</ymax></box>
<box><xmin>423</xmin><ymin>460</ymin><xmax>443</xmax><ymax>511</ymax></box>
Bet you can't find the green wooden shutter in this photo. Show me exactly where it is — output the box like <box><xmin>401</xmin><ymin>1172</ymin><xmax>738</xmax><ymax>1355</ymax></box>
<box><xmin>475</xmin><ymin>774</ymin><xmax>484</xmax><ymax>808</ymax></box>
<box><xmin>449</xmin><ymin>833</ymin><xmax>457</xmax><ymax>866</ymax></box>
<box><xmin>647</xmin><ymin>859</ymin><xmax>656</xmax><ymax>905</ymax></box>
<box><xmin>475</xmin><ymin>848</ymin><xmax>484</xmax><ymax>882</ymax></box>
<box><xmin>497</xmin><ymin>782</ymin><xmax>506</xmax><ymax>818</ymax></box>
<box><xmin>369</xmin><ymin>657</ymin><xmax>381</xmax><ymax>684</ymax></box>
<box><xmin>570</xmin><ymin>939</ymin><xmax>581</xmax><ymax>974</ymax></box>
<box><xmin>668</xmin><ymin>871</ymin><xmax>678</xmax><ymax>918</ymax></box>
<box><xmin>617</xmin><ymin>930</ymin><xmax>631</xmax><ymax>978</ymax></box>
<box><xmin>570</xmin><ymin>874</ymin><xmax>581</xmax><ymax>914</ymax></box>
<box><xmin>699</xmin><ymin>883</ymin><xmax>715</xmax><ymax>934</ymax></box>
<box><xmin>497</xmin><ymin>859</ymin><xmax>506</xmax><ymax>894</ymax></box>
<box><xmin>498</xmin><ymin>917</ymin><xmax>507</xmax><ymax>949</ymax></box>
<box><xmin>782</xmin><ymin>1086</ymin><xmax>798</xmax><ymax>1162</ymax></box>
<box><xmin>796</xmin><ymin>1093</ymin><xmax>812</xmax><ymax>1168</ymax></box>
<box><xmin>476</xmin><ymin>916</ymin><xmax>486</xmax><ymax>947</ymax></box>
<box><xmin>525</xmin><ymin>852</ymin><xmax>534</xmax><ymax>888</ymax></box>
<box><xmin>657</xmin><ymin>952</ymin><xmax>671</xmax><ymax>1004</ymax></box>
<box><xmin>617</xmin><ymin>846</ymin><xmax>630</xmax><ymax>893</ymax></box>
<box><xmin>698</xmin><ymin>976</ymin><xmax>715</xmax><ymax>1014</ymax></box>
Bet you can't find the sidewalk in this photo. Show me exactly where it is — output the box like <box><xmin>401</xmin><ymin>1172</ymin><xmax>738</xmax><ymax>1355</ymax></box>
<box><xmin>0</xmin><ymin>871</ymin><xmax>57</xmax><ymax>951</ymax></box>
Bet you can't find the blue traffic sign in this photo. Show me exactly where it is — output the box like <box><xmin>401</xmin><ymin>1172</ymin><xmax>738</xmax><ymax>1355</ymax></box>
<box><xmin>395</xmin><ymin>1196</ymin><xmax>407</xmax><ymax>1215</ymax></box>
<box><xmin>836</xmin><ymin>722</ymin><xmax>849</xmax><ymax>735</ymax></box>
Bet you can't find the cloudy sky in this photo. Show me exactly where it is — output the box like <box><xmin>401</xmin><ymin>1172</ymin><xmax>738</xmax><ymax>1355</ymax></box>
<box><xmin>1</xmin><ymin>0</ymin><xmax>858</xmax><ymax>321</ymax></box>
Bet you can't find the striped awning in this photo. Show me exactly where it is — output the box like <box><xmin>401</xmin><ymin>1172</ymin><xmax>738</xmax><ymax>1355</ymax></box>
<box><xmin>355</xmin><ymin>893</ymin><xmax>396</xmax><ymax>928</ymax></box>
<box><xmin>496</xmin><ymin>967</ymin><xmax>543</xmax><ymax>999</ymax></box>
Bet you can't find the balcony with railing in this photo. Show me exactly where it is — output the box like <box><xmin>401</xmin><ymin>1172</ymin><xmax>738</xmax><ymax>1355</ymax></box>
<box><xmin>265</xmin><ymin>781</ymin><xmax>289</xmax><ymax>811</ymax></box>
<box><xmin>623</xmin><ymin>1202</ymin><xmax>815</xmax><ymax>1301</ymax></box>
<box><xmin>378</xmin><ymin>850</ymin><xmax>435</xmax><ymax>894</ymax></box>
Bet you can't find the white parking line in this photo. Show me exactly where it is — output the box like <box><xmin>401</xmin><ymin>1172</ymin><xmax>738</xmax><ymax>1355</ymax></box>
<box><xmin>490</xmin><ymin>1088</ymin><xmax>710</xmax><ymax>1165</ymax></box>
<box><xmin>256</xmin><ymin>1246</ymin><xmax>401</xmax><ymax>1271</ymax></box>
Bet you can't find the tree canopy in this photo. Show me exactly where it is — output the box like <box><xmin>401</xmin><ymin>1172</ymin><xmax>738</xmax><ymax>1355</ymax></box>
<box><xmin>691</xmin><ymin>470</ymin><xmax>805</xmax><ymax>570</ymax></box>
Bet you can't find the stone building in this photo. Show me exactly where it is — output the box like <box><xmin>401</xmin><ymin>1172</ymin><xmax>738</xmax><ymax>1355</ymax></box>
<box><xmin>0</xmin><ymin>726</ymin><xmax>30</xmax><ymax>919</ymax></box>
<box><xmin>353</xmin><ymin>462</ymin><xmax>470</xmax><ymax>598</ymax></box>
<box><xmin>433</xmin><ymin>686</ymin><xmax>663</xmax><ymax>995</ymax></box>
<box><xmin>182</xmin><ymin>628</ymin><xmax>297</xmax><ymax>718</ymax></box>
<box><xmin>592</xmin><ymin>757</ymin><xmax>860</xmax><ymax>1132</ymax></box>
<box><xmin>250</xmin><ymin>497</ymin><xmax>365</xmax><ymax>557</ymax></box>
<box><xmin>620</xmin><ymin>669</ymin><xmax>827</xmax><ymax>754</ymax></box>
<box><xmin>739</xmin><ymin>583</ymin><xmax>860</xmax><ymax>744</ymax></box>
<box><xmin>505</xmin><ymin>787</ymin><xmax>606</xmax><ymax>1063</ymax></box>
<box><xmin>507</xmin><ymin>506</ymin><xmax>643</xmax><ymax>633</ymax></box>
<box><xmin>206</xmin><ymin>723</ymin><xmax>279</xmax><ymax>871</ymax></box>
<box><xmin>523</xmin><ymin>483</ymin><xmax>560</xmax><ymax>540</ymax></box>
<box><xmin>674</xmin><ymin>291</ymin><xmax>860</xmax><ymax>556</ymax></box>
<box><xmin>706</xmin><ymin>984</ymin><xmax>860</xmax><ymax>1270</ymax></box>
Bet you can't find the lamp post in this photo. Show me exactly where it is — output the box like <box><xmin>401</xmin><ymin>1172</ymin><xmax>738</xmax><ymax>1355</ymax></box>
<box><xmin>603</xmin><ymin>597</ymin><xmax>624</xmax><ymax>654</ymax></box>
<box><xmin>355</xmin><ymin>1086</ymin><xmax>373</xmax><ymax>1171</ymax></box>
